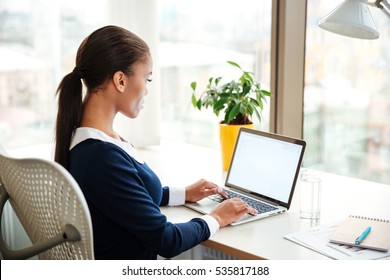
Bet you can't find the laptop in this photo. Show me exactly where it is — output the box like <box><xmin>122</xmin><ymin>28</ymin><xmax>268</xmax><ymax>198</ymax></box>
<box><xmin>185</xmin><ymin>127</ymin><xmax>306</xmax><ymax>225</ymax></box>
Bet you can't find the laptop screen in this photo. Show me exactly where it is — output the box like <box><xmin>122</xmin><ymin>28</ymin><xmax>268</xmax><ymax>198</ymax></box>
<box><xmin>225</xmin><ymin>128</ymin><xmax>306</xmax><ymax>207</ymax></box>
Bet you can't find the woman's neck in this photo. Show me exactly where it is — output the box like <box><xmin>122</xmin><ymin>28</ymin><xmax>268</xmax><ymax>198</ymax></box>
<box><xmin>80</xmin><ymin>91</ymin><xmax>120</xmax><ymax>140</ymax></box>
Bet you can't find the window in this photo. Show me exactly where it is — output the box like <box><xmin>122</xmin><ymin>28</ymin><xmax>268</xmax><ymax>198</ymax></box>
<box><xmin>304</xmin><ymin>0</ymin><xmax>390</xmax><ymax>184</ymax></box>
<box><xmin>1</xmin><ymin>0</ymin><xmax>272</xmax><ymax>156</ymax></box>
<box><xmin>0</xmin><ymin>0</ymin><xmax>108</xmax><ymax>155</ymax></box>
<box><xmin>158</xmin><ymin>0</ymin><xmax>272</xmax><ymax>147</ymax></box>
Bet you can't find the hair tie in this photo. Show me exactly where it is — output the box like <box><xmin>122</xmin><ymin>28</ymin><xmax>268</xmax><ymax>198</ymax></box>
<box><xmin>72</xmin><ymin>66</ymin><xmax>85</xmax><ymax>79</ymax></box>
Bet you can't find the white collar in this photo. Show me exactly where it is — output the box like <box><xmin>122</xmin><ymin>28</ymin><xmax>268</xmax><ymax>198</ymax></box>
<box><xmin>70</xmin><ymin>127</ymin><xmax>144</xmax><ymax>164</ymax></box>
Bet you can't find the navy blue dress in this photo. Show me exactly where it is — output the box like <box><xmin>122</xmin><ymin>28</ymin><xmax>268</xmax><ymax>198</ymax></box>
<box><xmin>70</xmin><ymin>139</ymin><xmax>210</xmax><ymax>259</ymax></box>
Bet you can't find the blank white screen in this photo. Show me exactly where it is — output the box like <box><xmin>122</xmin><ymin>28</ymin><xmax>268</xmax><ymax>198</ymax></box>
<box><xmin>227</xmin><ymin>131</ymin><xmax>303</xmax><ymax>203</ymax></box>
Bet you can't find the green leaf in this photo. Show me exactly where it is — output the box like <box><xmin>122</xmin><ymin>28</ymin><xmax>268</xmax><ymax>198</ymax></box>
<box><xmin>214</xmin><ymin>98</ymin><xmax>228</xmax><ymax>111</ymax></box>
<box><xmin>241</xmin><ymin>82</ymin><xmax>251</xmax><ymax>96</ymax></box>
<box><xmin>196</xmin><ymin>99</ymin><xmax>202</xmax><ymax>110</ymax></box>
<box><xmin>243</xmin><ymin>71</ymin><xmax>254</xmax><ymax>84</ymax></box>
<box><xmin>250</xmin><ymin>97</ymin><xmax>260</xmax><ymax>107</ymax></box>
<box><xmin>247</xmin><ymin>105</ymin><xmax>254</xmax><ymax>116</ymax></box>
<box><xmin>223</xmin><ymin>107</ymin><xmax>231</xmax><ymax>124</ymax></box>
<box><xmin>254</xmin><ymin>107</ymin><xmax>262</xmax><ymax>123</ymax></box>
<box><xmin>203</xmin><ymin>95</ymin><xmax>213</xmax><ymax>107</ymax></box>
<box><xmin>262</xmin><ymin>89</ymin><xmax>271</xmax><ymax>96</ymax></box>
<box><xmin>258</xmin><ymin>99</ymin><xmax>264</xmax><ymax>110</ymax></box>
<box><xmin>228</xmin><ymin>103</ymin><xmax>241</xmax><ymax>122</ymax></box>
<box><xmin>191</xmin><ymin>94</ymin><xmax>197</xmax><ymax>107</ymax></box>
<box><xmin>190</xmin><ymin>81</ymin><xmax>197</xmax><ymax>91</ymax></box>
<box><xmin>227</xmin><ymin>61</ymin><xmax>241</xmax><ymax>69</ymax></box>
<box><xmin>255</xmin><ymin>90</ymin><xmax>261</xmax><ymax>102</ymax></box>
<box><xmin>239</xmin><ymin>103</ymin><xmax>246</xmax><ymax>114</ymax></box>
<box><xmin>219</xmin><ymin>93</ymin><xmax>231</xmax><ymax>99</ymax></box>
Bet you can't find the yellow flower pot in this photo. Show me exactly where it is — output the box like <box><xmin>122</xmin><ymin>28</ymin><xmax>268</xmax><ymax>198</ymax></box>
<box><xmin>219</xmin><ymin>123</ymin><xmax>255</xmax><ymax>170</ymax></box>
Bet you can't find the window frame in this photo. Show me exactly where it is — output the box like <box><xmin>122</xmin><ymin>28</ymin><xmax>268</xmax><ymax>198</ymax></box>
<box><xmin>271</xmin><ymin>0</ymin><xmax>307</xmax><ymax>139</ymax></box>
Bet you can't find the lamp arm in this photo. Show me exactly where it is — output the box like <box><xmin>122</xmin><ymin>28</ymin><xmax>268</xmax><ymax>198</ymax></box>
<box><xmin>381</xmin><ymin>8</ymin><xmax>390</xmax><ymax>18</ymax></box>
<box><xmin>375</xmin><ymin>0</ymin><xmax>390</xmax><ymax>19</ymax></box>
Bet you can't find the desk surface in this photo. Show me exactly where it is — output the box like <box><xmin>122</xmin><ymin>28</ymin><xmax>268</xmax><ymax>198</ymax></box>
<box><xmin>138</xmin><ymin>141</ymin><xmax>390</xmax><ymax>260</ymax></box>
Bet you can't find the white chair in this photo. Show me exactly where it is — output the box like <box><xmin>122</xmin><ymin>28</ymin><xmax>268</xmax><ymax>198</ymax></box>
<box><xmin>0</xmin><ymin>145</ymin><xmax>94</xmax><ymax>259</ymax></box>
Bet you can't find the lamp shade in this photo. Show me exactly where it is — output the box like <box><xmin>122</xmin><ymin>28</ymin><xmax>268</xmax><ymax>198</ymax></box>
<box><xmin>318</xmin><ymin>0</ymin><xmax>379</xmax><ymax>39</ymax></box>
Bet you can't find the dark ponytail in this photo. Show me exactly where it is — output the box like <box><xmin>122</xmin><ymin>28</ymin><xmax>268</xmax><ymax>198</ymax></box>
<box><xmin>54</xmin><ymin>71</ymin><xmax>83</xmax><ymax>170</ymax></box>
<box><xmin>54</xmin><ymin>25</ymin><xmax>150</xmax><ymax>170</ymax></box>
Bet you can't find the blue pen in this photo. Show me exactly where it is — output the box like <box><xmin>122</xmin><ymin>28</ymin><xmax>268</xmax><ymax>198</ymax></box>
<box><xmin>355</xmin><ymin>226</ymin><xmax>371</xmax><ymax>246</ymax></box>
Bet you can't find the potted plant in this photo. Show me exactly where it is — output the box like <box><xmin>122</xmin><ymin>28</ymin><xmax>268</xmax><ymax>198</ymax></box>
<box><xmin>191</xmin><ymin>61</ymin><xmax>271</xmax><ymax>170</ymax></box>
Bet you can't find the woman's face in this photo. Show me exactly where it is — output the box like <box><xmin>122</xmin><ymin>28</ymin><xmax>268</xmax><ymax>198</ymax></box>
<box><xmin>117</xmin><ymin>57</ymin><xmax>153</xmax><ymax>119</ymax></box>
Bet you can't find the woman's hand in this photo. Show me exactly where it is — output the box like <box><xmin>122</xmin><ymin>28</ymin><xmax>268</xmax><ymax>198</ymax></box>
<box><xmin>185</xmin><ymin>179</ymin><xmax>257</xmax><ymax>227</ymax></box>
<box><xmin>209</xmin><ymin>198</ymin><xmax>257</xmax><ymax>227</ymax></box>
<box><xmin>185</xmin><ymin>179</ymin><xmax>228</xmax><ymax>203</ymax></box>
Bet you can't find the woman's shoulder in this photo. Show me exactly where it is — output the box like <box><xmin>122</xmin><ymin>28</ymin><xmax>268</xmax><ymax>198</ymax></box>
<box><xmin>71</xmin><ymin>127</ymin><xmax>144</xmax><ymax>164</ymax></box>
<box><xmin>70</xmin><ymin>139</ymin><xmax>140</xmax><ymax>179</ymax></box>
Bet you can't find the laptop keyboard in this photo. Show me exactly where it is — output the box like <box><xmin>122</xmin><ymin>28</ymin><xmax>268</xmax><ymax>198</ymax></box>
<box><xmin>208</xmin><ymin>190</ymin><xmax>278</xmax><ymax>214</ymax></box>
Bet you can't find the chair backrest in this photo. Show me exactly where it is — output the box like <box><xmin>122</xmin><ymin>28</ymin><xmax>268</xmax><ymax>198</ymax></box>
<box><xmin>0</xmin><ymin>145</ymin><xmax>94</xmax><ymax>259</ymax></box>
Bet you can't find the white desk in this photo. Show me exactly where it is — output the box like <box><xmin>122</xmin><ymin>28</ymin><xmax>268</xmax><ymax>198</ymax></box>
<box><xmin>138</xmin><ymin>141</ymin><xmax>390</xmax><ymax>260</ymax></box>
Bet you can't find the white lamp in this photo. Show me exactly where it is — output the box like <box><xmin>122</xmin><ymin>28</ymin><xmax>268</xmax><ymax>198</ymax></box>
<box><xmin>318</xmin><ymin>0</ymin><xmax>390</xmax><ymax>40</ymax></box>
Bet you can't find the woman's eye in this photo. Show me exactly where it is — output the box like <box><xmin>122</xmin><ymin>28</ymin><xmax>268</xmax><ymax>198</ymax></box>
<box><xmin>146</xmin><ymin>78</ymin><xmax>153</xmax><ymax>83</ymax></box>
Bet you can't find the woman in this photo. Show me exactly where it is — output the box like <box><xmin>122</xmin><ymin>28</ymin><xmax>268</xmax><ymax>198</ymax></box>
<box><xmin>54</xmin><ymin>25</ymin><xmax>256</xmax><ymax>260</ymax></box>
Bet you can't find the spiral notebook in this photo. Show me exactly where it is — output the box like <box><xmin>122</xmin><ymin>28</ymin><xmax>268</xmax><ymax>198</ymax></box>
<box><xmin>330</xmin><ymin>215</ymin><xmax>390</xmax><ymax>252</ymax></box>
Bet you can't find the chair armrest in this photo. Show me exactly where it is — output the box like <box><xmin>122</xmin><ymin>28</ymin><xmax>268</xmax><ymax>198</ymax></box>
<box><xmin>0</xmin><ymin>184</ymin><xmax>81</xmax><ymax>259</ymax></box>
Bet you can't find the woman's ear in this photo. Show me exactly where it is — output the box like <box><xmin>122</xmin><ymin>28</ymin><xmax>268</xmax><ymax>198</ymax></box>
<box><xmin>112</xmin><ymin>71</ymin><xmax>126</xmax><ymax>93</ymax></box>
